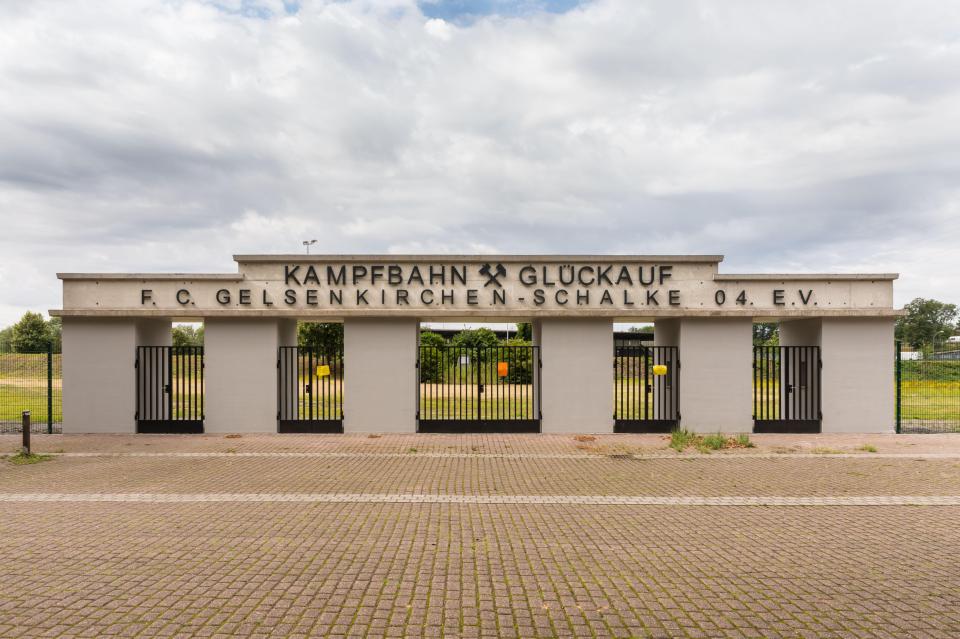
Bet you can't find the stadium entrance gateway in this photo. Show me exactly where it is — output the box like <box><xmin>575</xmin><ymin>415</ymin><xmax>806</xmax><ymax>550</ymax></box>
<box><xmin>53</xmin><ymin>254</ymin><xmax>900</xmax><ymax>434</ymax></box>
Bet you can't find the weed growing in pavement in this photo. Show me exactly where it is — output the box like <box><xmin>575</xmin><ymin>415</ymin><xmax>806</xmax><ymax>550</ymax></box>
<box><xmin>670</xmin><ymin>430</ymin><xmax>756</xmax><ymax>453</ymax></box>
<box><xmin>7</xmin><ymin>452</ymin><xmax>53</xmax><ymax>465</ymax></box>
<box><xmin>574</xmin><ymin>435</ymin><xmax>596</xmax><ymax>443</ymax></box>
<box><xmin>812</xmin><ymin>447</ymin><xmax>844</xmax><ymax>455</ymax></box>
<box><xmin>700</xmin><ymin>433</ymin><xmax>726</xmax><ymax>451</ymax></box>
<box><xmin>669</xmin><ymin>429</ymin><xmax>698</xmax><ymax>452</ymax></box>
<box><xmin>857</xmin><ymin>444</ymin><xmax>878</xmax><ymax>453</ymax></box>
<box><xmin>408</xmin><ymin>447</ymin><xmax>418</xmax><ymax>454</ymax></box>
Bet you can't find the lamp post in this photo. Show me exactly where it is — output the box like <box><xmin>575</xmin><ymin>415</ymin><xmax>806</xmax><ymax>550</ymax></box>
<box><xmin>303</xmin><ymin>239</ymin><xmax>317</xmax><ymax>254</ymax></box>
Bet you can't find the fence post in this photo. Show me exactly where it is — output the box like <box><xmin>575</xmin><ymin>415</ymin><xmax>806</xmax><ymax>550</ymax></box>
<box><xmin>895</xmin><ymin>340</ymin><xmax>902</xmax><ymax>434</ymax></box>
<box><xmin>47</xmin><ymin>345</ymin><xmax>53</xmax><ymax>434</ymax></box>
<box><xmin>21</xmin><ymin>411</ymin><xmax>30</xmax><ymax>455</ymax></box>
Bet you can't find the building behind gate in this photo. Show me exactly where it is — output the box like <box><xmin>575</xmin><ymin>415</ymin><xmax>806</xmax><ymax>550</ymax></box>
<box><xmin>53</xmin><ymin>254</ymin><xmax>900</xmax><ymax>434</ymax></box>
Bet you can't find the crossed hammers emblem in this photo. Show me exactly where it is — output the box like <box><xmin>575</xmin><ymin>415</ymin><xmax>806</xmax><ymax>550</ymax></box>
<box><xmin>479</xmin><ymin>263</ymin><xmax>507</xmax><ymax>287</ymax></box>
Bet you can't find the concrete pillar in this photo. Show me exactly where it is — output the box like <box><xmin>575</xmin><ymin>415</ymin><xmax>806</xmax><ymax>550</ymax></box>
<box><xmin>820</xmin><ymin>318</ymin><xmax>895</xmax><ymax>433</ymax></box>
<box><xmin>538</xmin><ymin>319</ymin><xmax>613</xmax><ymax>433</ymax></box>
<box><xmin>204</xmin><ymin>319</ymin><xmax>294</xmax><ymax>433</ymax></box>
<box><xmin>63</xmin><ymin>317</ymin><xmax>170</xmax><ymax>433</ymax></box>
<box><xmin>671</xmin><ymin>318</ymin><xmax>753</xmax><ymax>433</ymax></box>
<box><xmin>343</xmin><ymin>318</ymin><xmax>418</xmax><ymax>432</ymax></box>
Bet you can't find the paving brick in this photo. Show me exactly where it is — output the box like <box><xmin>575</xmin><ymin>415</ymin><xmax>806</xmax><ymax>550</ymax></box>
<box><xmin>0</xmin><ymin>434</ymin><xmax>958</xmax><ymax>637</ymax></box>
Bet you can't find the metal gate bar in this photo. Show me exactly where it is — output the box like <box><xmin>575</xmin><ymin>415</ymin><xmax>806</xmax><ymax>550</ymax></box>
<box><xmin>418</xmin><ymin>345</ymin><xmax>540</xmax><ymax>433</ymax></box>
<box><xmin>614</xmin><ymin>343</ymin><xmax>679</xmax><ymax>433</ymax></box>
<box><xmin>753</xmin><ymin>345</ymin><xmax>821</xmax><ymax>433</ymax></box>
<box><xmin>135</xmin><ymin>346</ymin><xmax>204</xmax><ymax>434</ymax></box>
<box><xmin>277</xmin><ymin>347</ymin><xmax>343</xmax><ymax>433</ymax></box>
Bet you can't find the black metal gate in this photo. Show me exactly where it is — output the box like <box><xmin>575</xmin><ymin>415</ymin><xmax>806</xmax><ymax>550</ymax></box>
<box><xmin>418</xmin><ymin>345</ymin><xmax>541</xmax><ymax>432</ymax></box>
<box><xmin>135</xmin><ymin>346</ymin><xmax>204</xmax><ymax>433</ymax></box>
<box><xmin>753</xmin><ymin>345</ymin><xmax>821</xmax><ymax>433</ymax></box>
<box><xmin>614</xmin><ymin>343</ymin><xmax>679</xmax><ymax>433</ymax></box>
<box><xmin>277</xmin><ymin>347</ymin><xmax>343</xmax><ymax>433</ymax></box>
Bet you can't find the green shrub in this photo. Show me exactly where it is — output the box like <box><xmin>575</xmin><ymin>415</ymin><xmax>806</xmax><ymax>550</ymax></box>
<box><xmin>419</xmin><ymin>331</ymin><xmax>447</xmax><ymax>383</ymax></box>
<box><xmin>500</xmin><ymin>338</ymin><xmax>534</xmax><ymax>384</ymax></box>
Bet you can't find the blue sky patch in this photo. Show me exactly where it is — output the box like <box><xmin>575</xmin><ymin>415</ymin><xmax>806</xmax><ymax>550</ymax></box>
<box><xmin>419</xmin><ymin>0</ymin><xmax>584</xmax><ymax>22</ymax></box>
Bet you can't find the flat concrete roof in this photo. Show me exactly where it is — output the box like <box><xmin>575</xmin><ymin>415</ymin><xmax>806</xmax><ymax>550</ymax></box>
<box><xmin>57</xmin><ymin>273</ymin><xmax>245</xmax><ymax>281</ymax></box>
<box><xmin>233</xmin><ymin>254</ymin><xmax>727</xmax><ymax>263</ymax></box>
<box><xmin>714</xmin><ymin>273</ymin><xmax>899</xmax><ymax>281</ymax></box>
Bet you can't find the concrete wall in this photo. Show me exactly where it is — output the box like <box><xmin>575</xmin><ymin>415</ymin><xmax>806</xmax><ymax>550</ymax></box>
<box><xmin>204</xmin><ymin>319</ymin><xmax>286</xmax><ymax>433</ymax></box>
<box><xmin>820</xmin><ymin>318</ymin><xmax>895</xmax><ymax>433</ymax></box>
<box><xmin>780</xmin><ymin>319</ymin><xmax>821</xmax><ymax>347</ymax></box>
<box><xmin>63</xmin><ymin>318</ymin><xmax>170</xmax><ymax>433</ymax></box>
<box><xmin>675</xmin><ymin>318</ymin><xmax>754</xmax><ymax>433</ymax></box>
<box><xmin>538</xmin><ymin>319</ymin><xmax>613</xmax><ymax>433</ymax></box>
<box><xmin>343</xmin><ymin>318</ymin><xmax>418</xmax><ymax>432</ymax></box>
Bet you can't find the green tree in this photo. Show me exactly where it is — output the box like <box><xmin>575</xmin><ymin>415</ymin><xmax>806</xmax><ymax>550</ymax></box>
<box><xmin>418</xmin><ymin>331</ymin><xmax>447</xmax><ymax>383</ymax></box>
<box><xmin>0</xmin><ymin>325</ymin><xmax>13</xmax><ymax>352</ymax></box>
<box><xmin>172</xmin><ymin>325</ymin><xmax>203</xmax><ymax>347</ymax></box>
<box><xmin>10</xmin><ymin>312</ymin><xmax>52</xmax><ymax>352</ymax></box>
<box><xmin>753</xmin><ymin>323</ymin><xmax>779</xmax><ymax>347</ymax></box>
<box><xmin>46</xmin><ymin>316</ymin><xmax>62</xmax><ymax>352</ymax></box>
<box><xmin>451</xmin><ymin>328</ymin><xmax>499</xmax><ymax>350</ymax></box>
<box><xmin>515</xmin><ymin>322</ymin><xmax>532</xmax><ymax>341</ymax></box>
<box><xmin>298</xmin><ymin>322</ymin><xmax>343</xmax><ymax>356</ymax></box>
<box><xmin>896</xmin><ymin>298</ymin><xmax>958</xmax><ymax>350</ymax></box>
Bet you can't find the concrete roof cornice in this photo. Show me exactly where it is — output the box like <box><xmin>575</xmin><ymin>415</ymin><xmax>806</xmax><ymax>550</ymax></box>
<box><xmin>714</xmin><ymin>273</ymin><xmax>899</xmax><ymax>281</ymax></box>
<box><xmin>232</xmin><ymin>254</ymin><xmax>726</xmax><ymax>263</ymax></box>
<box><xmin>57</xmin><ymin>273</ymin><xmax>244</xmax><ymax>281</ymax></box>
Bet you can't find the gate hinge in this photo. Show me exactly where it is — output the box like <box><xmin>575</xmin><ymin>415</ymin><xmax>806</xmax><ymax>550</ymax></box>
<box><xmin>818</xmin><ymin>359</ymin><xmax>823</xmax><ymax>369</ymax></box>
<box><xmin>415</xmin><ymin>359</ymin><xmax>419</xmax><ymax>369</ymax></box>
<box><xmin>677</xmin><ymin>411</ymin><xmax>682</xmax><ymax>420</ymax></box>
<box><xmin>276</xmin><ymin>359</ymin><xmax>280</xmax><ymax>369</ymax></box>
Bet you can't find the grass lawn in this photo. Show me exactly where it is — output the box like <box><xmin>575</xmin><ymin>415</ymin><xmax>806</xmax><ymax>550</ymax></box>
<box><xmin>900</xmin><ymin>380</ymin><xmax>960</xmax><ymax>421</ymax></box>
<box><xmin>0</xmin><ymin>382</ymin><xmax>62</xmax><ymax>423</ymax></box>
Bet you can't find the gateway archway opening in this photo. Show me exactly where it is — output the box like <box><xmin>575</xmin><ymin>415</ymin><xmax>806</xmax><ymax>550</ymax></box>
<box><xmin>135</xmin><ymin>322</ymin><xmax>205</xmax><ymax>434</ymax></box>
<box><xmin>416</xmin><ymin>322</ymin><xmax>541</xmax><ymax>433</ymax></box>
<box><xmin>277</xmin><ymin>322</ymin><xmax>344</xmax><ymax>433</ymax></box>
<box><xmin>613</xmin><ymin>324</ymin><xmax>680</xmax><ymax>433</ymax></box>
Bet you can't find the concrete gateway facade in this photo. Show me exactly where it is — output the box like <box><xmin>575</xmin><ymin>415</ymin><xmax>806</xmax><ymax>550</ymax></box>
<box><xmin>53</xmin><ymin>254</ymin><xmax>900</xmax><ymax>434</ymax></box>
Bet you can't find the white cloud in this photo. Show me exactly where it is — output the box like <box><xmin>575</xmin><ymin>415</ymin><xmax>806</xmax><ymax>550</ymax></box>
<box><xmin>0</xmin><ymin>0</ymin><xmax>959</xmax><ymax>324</ymax></box>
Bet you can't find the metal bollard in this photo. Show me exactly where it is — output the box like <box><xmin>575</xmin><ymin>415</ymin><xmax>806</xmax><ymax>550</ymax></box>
<box><xmin>21</xmin><ymin>411</ymin><xmax>30</xmax><ymax>456</ymax></box>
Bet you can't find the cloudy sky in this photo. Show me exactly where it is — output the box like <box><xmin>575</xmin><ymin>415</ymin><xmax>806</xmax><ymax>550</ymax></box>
<box><xmin>1</xmin><ymin>0</ymin><xmax>959</xmax><ymax>325</ymax></box>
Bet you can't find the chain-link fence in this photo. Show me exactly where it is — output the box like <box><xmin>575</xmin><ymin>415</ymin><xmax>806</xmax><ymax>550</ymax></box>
<box><xmin>897</xmin><ymin>341</ymin><xmax>960</xmax><ymax>433</ymax></box>
<box><xmin>0</xmin><ymin>346</ymin><xmax>62</xmax><ymax>433</ymax></box>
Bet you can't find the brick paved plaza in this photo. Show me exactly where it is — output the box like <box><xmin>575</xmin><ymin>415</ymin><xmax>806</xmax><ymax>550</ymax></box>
<box><xmin>1</xmin><ymin>434</ymin><xmax>959</xmax><ymax>638</ymax></box>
